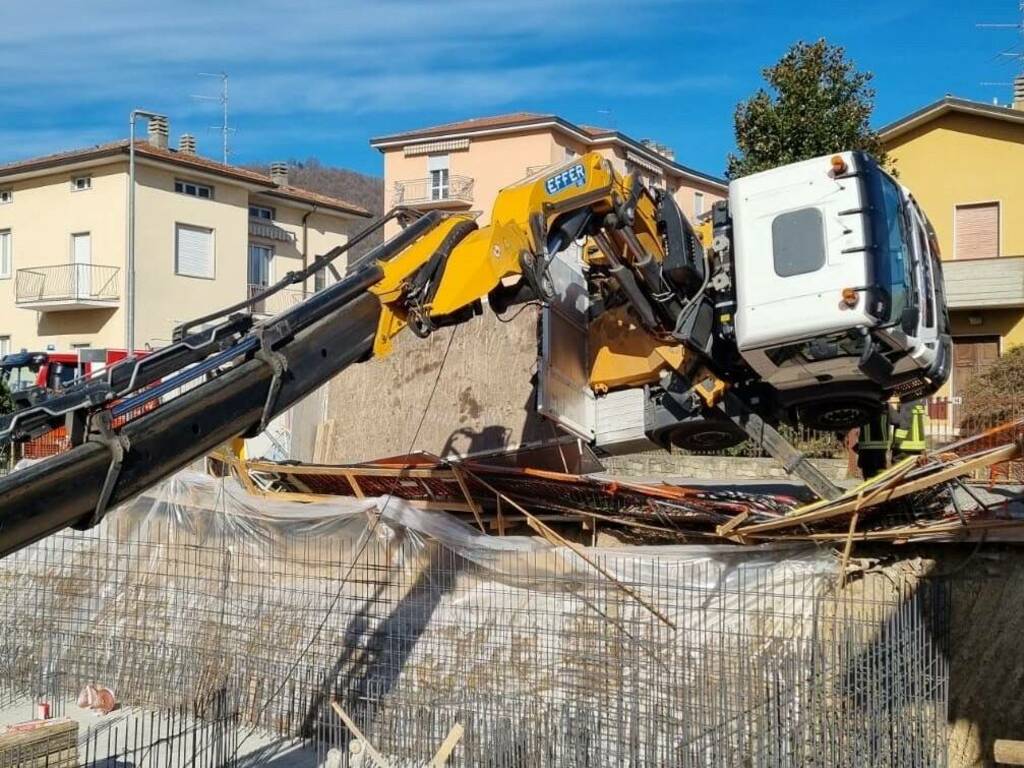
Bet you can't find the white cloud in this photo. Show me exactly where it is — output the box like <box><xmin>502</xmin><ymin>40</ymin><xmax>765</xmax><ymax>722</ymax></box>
<box><xmin>0</xmin><ymin>0</ymin><xmax>728</xmax><ymax>164</ymax></box>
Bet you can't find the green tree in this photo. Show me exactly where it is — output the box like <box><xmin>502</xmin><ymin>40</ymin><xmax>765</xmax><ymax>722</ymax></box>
<box><xmin>728</xmin><ymin>39</ymin><xmax>890</xmax><ymax>179</ymax></box>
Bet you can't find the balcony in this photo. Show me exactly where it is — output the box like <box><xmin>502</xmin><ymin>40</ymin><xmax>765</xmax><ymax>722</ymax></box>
<box><xmin>941</xmin><ymin>255</ymin><xmax>1024</xmax><ymax>309</ymax></box>
<box><xmin>16</xmin><ymin>264</ymin><xmax>120</xmax><ymax>311</ymax></box>
<box><xmin>392</xmin><ymin>175</ymin><xmax>474</xmax><ymax>208</ymax></box>
<box><xmin>247</xmin><ymin>283</ymin><xmax>307</xmax><ymax>317</ymax></box>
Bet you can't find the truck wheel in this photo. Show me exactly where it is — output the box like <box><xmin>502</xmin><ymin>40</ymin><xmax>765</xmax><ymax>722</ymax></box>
<box><xmin>664</xmin><ymin>419</ymin><xmax>746</xmax><ymax>452</ymax></box>
<box><xmin>797</xmin><ymin>401</ymin><xmax>876</xmax><ymax>431</ymax></box>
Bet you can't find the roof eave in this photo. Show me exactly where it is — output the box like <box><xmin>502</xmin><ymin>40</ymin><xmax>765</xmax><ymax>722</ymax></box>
<box><xmin>370</xmin><ymin>117</ymin><xmax>727</xmax><ymax>190</ymax></box>
<box><xmin>259</xmin><ymin>190</ymin><xmax>372</xmax><ymax>218</ymax></box>
<box><xmin>880</xmin><ymin>98</ymin><xmax>1024</xmax><ymax>141</ymax></box>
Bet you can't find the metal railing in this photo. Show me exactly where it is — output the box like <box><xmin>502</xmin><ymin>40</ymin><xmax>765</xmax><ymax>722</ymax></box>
<box><xmin>392</xmin><ymin>175</ymin><xmax>474</xmax><ymax>206</ymax></box>
<box><xmin>16</xmin><ymin>264</ymin><xmax>120</xmax><ymax>306</ymax></box>
<box><xmin>247</xmin><ymin>283</ymin><xmax>307</xmax><ymax>317</ymax></box>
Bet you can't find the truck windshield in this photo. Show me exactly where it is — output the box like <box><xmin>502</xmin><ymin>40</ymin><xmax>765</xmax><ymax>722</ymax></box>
<box><xmin>865</xmin><ymin>165</ymin><xmax>915</xmax><ymax>325</ymax></box>
<box><xmin>1</xmin><ymin>365</ymin><xmax>39</xmax><ymax>392</ymax></box>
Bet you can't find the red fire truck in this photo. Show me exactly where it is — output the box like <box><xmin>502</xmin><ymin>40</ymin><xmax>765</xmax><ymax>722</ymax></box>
<box><xmin>1</xmin><ymin>349</ymin><xmax>144</xmax><ymax>457</ymax></box>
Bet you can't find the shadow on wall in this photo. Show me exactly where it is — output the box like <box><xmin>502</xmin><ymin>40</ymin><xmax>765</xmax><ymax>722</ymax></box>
<box><xmin>36</xmin><ymin>307</ymin><xmax>117</xmax><ymax>339</ymax></box>
<box><xmin>299</xmin><ymin>535</ymin><xmax>462</xmax><ymax>750</ymax></box>
<box><xmin>441</xmin><ymin>375</ymin><xmax>557</xmax><ymax>457</ymax></box>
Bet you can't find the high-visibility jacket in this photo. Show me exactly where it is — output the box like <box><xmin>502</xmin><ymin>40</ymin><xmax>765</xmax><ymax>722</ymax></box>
<box><xmin>894</xmin><ymin>404</ymin><xmax>927</xmax><ymax>453</ymax></box>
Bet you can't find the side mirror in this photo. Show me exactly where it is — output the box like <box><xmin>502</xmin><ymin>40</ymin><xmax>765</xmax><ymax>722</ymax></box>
<box><xmin>901</xmin><ymin>306</ymin><xmax>920</xmax><ymax>335</ymax></box>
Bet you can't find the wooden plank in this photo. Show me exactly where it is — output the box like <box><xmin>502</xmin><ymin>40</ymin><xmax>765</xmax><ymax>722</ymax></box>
<box><xmin>715</xmin><ymin>510</ymin><xmax>749</xmax><ymax>538</ymax></box>
<box><xmin>736</xmin><ymin>443</ymin><xmax>1020</xmax><ymax>535</ymax></box>
<box><xmin>462</xmin><ymin>468</ymin><xmax>676</xmax><ymax>630</ymax></box>
<box><xmin>994</xmin><ymin>738</ymin><xmax>1024</xmax><ymax>765</ymax></box>
<box><xmin>330</xmin><ymin>700</ymin><xmax>390</xmax><ymax>768</ymax></box>
<box><xmin>245</xmin><ymin>460</ymin><xmax>457</xmax><ymax>479</ymax></box>
<box><xmin>343</xmin><ymin>471</ymin><xmax>365</xmax><ymax>499</ymax></box>
<box><xmin>429</xmin><ymin>722</ymin><xmax>465</xmax><ymax>767</ymax></box>
<box><xmin>452</xmin><ymin>465</ymin><xmax>487</xmax><ymax>533</ymax></box>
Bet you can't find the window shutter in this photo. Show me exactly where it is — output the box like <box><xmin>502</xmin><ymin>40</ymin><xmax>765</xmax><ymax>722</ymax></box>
<box><xmin>427</xmin><ymin>154</ymin><xmax>449</xmax><ymax>172</ymax></box>
<box><xmin>955</xmin><ymin>203</ymin><xmax>999</xmax><ymax>259</ymax></box>
<box><xmin>175</xmin><ymin>225</ymin><xmax>214</xmax><ymax>278</ymax></box>
<box><xmin>0</xmin><ymin>231</ymin><xmax>10</xmax><ymax>278</ymax></box>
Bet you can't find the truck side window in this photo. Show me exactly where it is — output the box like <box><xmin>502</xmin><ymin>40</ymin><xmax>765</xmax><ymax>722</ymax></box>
<box><xmin>771</xmin><ymin>208</ymin><xmax>826</xmax><ymax>277</ymax></box>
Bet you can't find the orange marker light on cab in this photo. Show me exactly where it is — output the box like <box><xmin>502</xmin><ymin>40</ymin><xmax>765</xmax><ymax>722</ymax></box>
<box><xmin>841</xmin><ymin>287</ymin><xmax>859</xmax><ymax>308</ymax></box>
<box><xmin>830</xmin><ymin>155</ymin><xmax>848</xmax><ymax>175</ymax></box>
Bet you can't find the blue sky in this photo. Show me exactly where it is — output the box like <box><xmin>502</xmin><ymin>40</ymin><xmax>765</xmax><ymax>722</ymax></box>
<box><xmin>0</xmin><ymin>0</ymin><xmax>1020</xmax><ymax>179</ymax></box>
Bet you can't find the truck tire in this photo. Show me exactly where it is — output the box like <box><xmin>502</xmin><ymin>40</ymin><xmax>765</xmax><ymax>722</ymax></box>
<box><xmin>663</xmin><ymin>418</ymin><xmax>747</xmax><ymax>452</ymax></box>
<box><xmin>797</xmin><ymin>400</ymin><xmax>877</xmax><ymax>431</ymax></box>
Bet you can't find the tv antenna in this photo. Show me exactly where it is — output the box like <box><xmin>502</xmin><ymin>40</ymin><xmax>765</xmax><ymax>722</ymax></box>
<box><xmin>978</xmin><ymin>2</ymin><xmax>1024</xmax><ymax>72</ymax></box>
<box><xmin>191</xmin><ymin>72</ymin><xmax>234</xmax><ymax>163</ymax></box>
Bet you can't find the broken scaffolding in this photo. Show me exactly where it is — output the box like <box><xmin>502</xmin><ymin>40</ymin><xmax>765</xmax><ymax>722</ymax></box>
<box><xmin>0</xmin><ymin>471</ymin><xmax>949</xmax><ymax>767</ymax></box>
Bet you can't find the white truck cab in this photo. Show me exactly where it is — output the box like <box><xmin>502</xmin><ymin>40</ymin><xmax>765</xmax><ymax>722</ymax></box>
<box><xmin>726</xmin><ymin>151</ymin><xmax>950</xmax><ymax>429</ymax></box>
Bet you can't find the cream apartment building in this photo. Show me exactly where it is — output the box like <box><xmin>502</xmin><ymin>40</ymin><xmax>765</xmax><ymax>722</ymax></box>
<box><xmin>0</xmin><ymin>118</ymin><xmax>369</xmax><ymax>359</ymax></box>
<box><xmin>369</xmin><ymin>112</ymin><xmax>727</xmax><ymax>238</ymax></box>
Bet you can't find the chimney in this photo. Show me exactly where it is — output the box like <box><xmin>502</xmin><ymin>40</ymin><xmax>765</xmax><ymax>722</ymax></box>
<box><xmin>178</xmin><ymin>133</ymin><xmax>196</xmax><ymax>155</ymax></box>
<box><xmin>1014</xmin><ymin>74</ymin><xmax>1024</xmax><ymax>111</ymax></box>
<box><xmin>147</xmin><ymin>115</ymin><xmax>169</xmax><ymax>149</ymax></box>
<box><xmin>270</xmin><ymin>162</ymin><xmax>289</xmax><ymax>186</ymax></box>
<box><xmin>641</xmin><ymin>138</ymin><xmax>675</xmax><ymax>162</ymax></box>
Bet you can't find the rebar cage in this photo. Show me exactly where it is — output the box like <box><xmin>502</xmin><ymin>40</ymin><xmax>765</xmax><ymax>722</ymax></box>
<box><xmin>0</xmin><ymin>472</ymin><xmax>949</xmax><ymax>767</ymax></box>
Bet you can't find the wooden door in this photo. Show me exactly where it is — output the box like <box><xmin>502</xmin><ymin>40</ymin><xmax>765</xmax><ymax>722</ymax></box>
<box><xmin>952</xmin><ymin>335</ymin><xmax>1000</xmax><ymax>395</ymax></box>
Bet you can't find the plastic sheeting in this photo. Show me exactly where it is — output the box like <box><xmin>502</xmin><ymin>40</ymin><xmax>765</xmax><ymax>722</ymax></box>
<box><xmin>0</xmin><ymin>469</ymin><xmax>947</xmax><ymax>767</ymax></box>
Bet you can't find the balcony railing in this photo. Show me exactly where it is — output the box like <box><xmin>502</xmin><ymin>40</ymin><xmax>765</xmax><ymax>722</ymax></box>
<box><xmin>247</xmin><ymin>283</ymin><xmax>308</xmax><ymax>317</ymax></box>
<box><xmin>392</xmin><ymin>175</ymin><xmax>474</xmax><ymax>207</ymax></box>
<box><xmin>16</xmin><ymin>264</ymin><xmax>120</xmax><ymax>311</ymax></box>
<box><xmin>941</xmin><ymin>254</ymin><xmax>1024</xmax><ymax>309</ymax></box>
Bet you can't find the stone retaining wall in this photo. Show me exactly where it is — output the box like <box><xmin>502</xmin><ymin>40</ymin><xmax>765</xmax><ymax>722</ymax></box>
<box><xmin>600</xmin><ymin>451</ymin><xmax>850</xmax><ymax>482</ymax></box>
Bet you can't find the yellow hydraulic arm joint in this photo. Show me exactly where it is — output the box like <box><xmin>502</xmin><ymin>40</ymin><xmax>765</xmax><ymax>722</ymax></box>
<box><xmin>366</xmin><ymin>152</ymin><xmax>642</xmax><ymax>359</ymax></box>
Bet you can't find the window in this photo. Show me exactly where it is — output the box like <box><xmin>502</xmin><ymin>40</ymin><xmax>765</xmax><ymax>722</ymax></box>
<box><xmin>0</xmin><ymin>190</ymin><xmax>12</xmax><ymax>204</ymax></box>
<box><xmin>0</xmin><ymin>336</ymin><xmax>9</xmax><ymax>358</ymax></box>
<box><xmin>771</xmin><ymin>208</ymin><xmax>826</xmax><ymax>277</ymax></box>
<box><xmin>174</xmin><ymin>179</ymin><xmax>214</xmax><ymax>199</ymax></box>
<box><xmin>694</xmin><ymin>191</ymin><xmax>705</xmax><ymax>216</ymax></box>
<box><xmin>314</xmin><ymin>267</ymin><xmax>327</xmax><ymax>293</ymax></box>
<box><xmin>249</xmin><ymin>205</ymin><xmax>275</xmax><ymax>221</ymax></box>
<box><xmin>71</xmin><ymin>176</ymin><xmax>92</xmax><ymax>192</ymax></box>
<box><xmin>247</xmin><ymin>243</ymin><xmax>273</xmax><ymax>287</ymax></box>
<box><xmin>0</xmin><ymin>230</ymin><xmax>10</xmax><ymax>279</ymax></box>
<box><xmin>428</xmin><ymin>154</ymin><xmax>449</xmax><ymax>201</ymax></box>
<box><xmin>955</xmin><ymin>202</ymin><xmax>999</xmax><ymax>260</ymax></box>
<box><xmin>175</xmin><ymin>224</ymin><xmax>215</xmax><ymax>278</ymax></box>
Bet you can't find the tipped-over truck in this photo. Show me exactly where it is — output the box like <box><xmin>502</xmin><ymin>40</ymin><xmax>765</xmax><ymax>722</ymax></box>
<box><xmin>0</xmin><ymin>149</ymin><xmax>950</xmax><ymax>557</ymax></box>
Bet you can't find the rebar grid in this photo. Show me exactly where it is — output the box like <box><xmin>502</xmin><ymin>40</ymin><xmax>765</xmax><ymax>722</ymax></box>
<box><xmin>0</xmin><ymin>495</ymin><xmax>948</xmax><ymax>767</ymax></box>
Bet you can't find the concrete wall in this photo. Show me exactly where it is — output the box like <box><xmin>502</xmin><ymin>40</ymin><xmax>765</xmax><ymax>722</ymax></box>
<box><xmin>600</xmin><ymin>450</ymin><xmax>850</xmax><ymax>483</ymax></box>
<box><xmin>0</xmin><ymin>162</ymin><xmax>127</xmax><ymax>352</ymax></box>
<box><xmin>317</xmin><ymin>307</ymin><xmax>547</xmax><ymax>463</ymax></box>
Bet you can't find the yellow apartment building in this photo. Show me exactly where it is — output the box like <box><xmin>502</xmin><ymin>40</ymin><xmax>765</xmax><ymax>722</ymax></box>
<box><xmin>881</xmin><ymin>83</ymin><xmax>1024</xmax><ymax>397</ymax></box>
<box><xmin>369</xmin><ymin>112</ymin><xmax>727</xmax><ymax>239</ymax></box>
<box><xmin>0</xmin><ymin>117</ymin><xmax>369</xmax><ymax>358</ymax></box>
